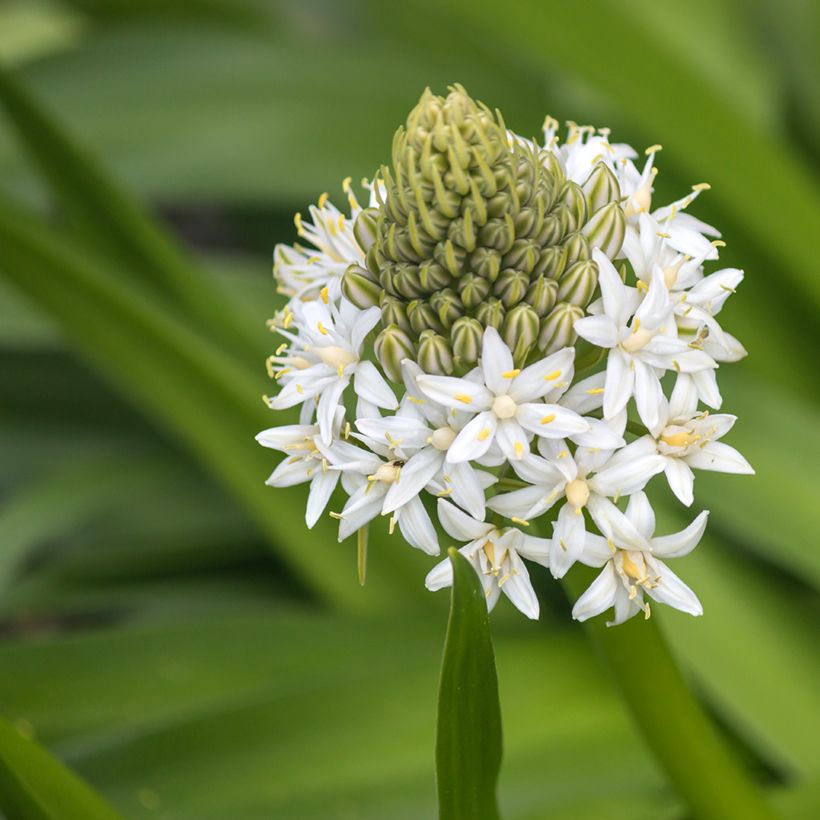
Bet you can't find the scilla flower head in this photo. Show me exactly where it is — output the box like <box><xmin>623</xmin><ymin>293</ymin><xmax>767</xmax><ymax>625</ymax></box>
<box><xmin>259</xmin><ymin>85</ymin><xmax>753</xmax><ymax>626</ymax></box>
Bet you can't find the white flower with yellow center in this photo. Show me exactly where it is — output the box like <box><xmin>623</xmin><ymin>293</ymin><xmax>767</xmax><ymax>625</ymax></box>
<box><xmin>635</xmin><ymin>375</ymin><xmax>754</xmax><ymax>506</ymax></box>
<box><xmin>355</xmin><ymin>360</ymin><xmax>491</xmax><ymax>519</ymax></box>
<box><xmin>425</xmin><ymin>500</ymin><xmax>550</xmax><ymax>619</ymax></box>
<box><xmin>273</xmin><ymin>181</ymin><xmax>365</xmax><ymax>301</ymax></box>
<box><xmin>415</xmin><ymin>327</ymin><xmax>612</xmax><ymax>464</ymax></box>
<box><xmin>321</xmin><ymin>440</ymin><xmax>440</xmax><ymax>555</ymax></box>
<box><xmin>269</xmin><ymin>297</ymin><xmax>397</xmax><ymax>444</ymax></box>
<box><xmin>572</xmin><ymin>492</ymin><xmax>707</xmax><ymax>625</ymax></box>
<box><xmin>574</xmin><ymin>250</ymin><xmax>716</xmax><ymax>436</ymax></box>
<box><xmin>489</xmin><ymin>435</ymin><xmax>665</xmax><ymax>578</ymax></box>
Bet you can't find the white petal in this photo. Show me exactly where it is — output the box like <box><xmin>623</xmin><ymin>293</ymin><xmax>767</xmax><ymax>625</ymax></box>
<box><xmin>446</xmin><ymin>411</ymin><xmax>497</xmax><ymax>463</ymax></box>
<box><xmin>495</xmin><ymin>418</ymin><xmax>531</xmax><ymax>461</ymax></box>
<box><xmin>446</xmin><ymin>461</ymin><xmax>487</xmax><ymax>520</ymax></box>
<box><xmin>487</xmin><ymin>485</ymin><xmax>547</xmax><ymax>519</ymax></box>
<box><xmin>590</xmin><ymin>452</ymin><xmax>665</xmax><ymax>497</ymax></box>
<box><xmin>516</xmin><ymin>534</ymin><xmax>551</xmax><ymax>567</ymax></box>
<box><xmin>664</xmin><ymin>458</ymin><xmax>695</xmax><ymax>506</ymax></box>
<box><xmin>516</xmin><ymin>403</ymin><xmax>589</xmax><ymax>438</ymax></box>
<box><xmin>633</xmin><ymin>360</ymin><xmax>665</xmax><ymax>436</ymax></box>
<box><xmin>256</xmin><ymin>424</ymin><xmax>314</xmax><ymax>451</ymax></box>
<box><xmin>511</xmin><ymin>453</ymin><xmax>563</xmax><ymax>485</ymax></box>
<box><xmin>593</xmin><ymin>248</ymin><xmax>628</xmax><ymax>323</ymax></box>
<box><xmin>338</xmin><ymin>487</ymin><xmax>384</xmax><ymax>541</ymax></box>
<box><xmin>587</xmin><ymin>495</ymin><xmax>650</xmax><ymax>551</ymax></box>
<box><xmin>383</xmin><ymin>447</ymin><xmax>443</xmax><ymax>514</ymax></box>
<box><xmin>317</xmin><ymin>377</ymin><xmax>349</xmax><ymax>445</ymax></box>
<box><xmin>267</xmin><ymin>457</ymin><xmax>310</xmax><ymax>488</ymax></box>
<box><xmin>306</xmin><ymin>470</ymin><xmax>339</xmax><ymax>528</ymax></box>
<box><xmin>396</xmin><ymin>496</ymin><xmax>440</xmax><ymax>555</ymax></box>
<box><xmin>480</xmin><ymin>326</ymin><xmax>515</xmax><ymax>394</ymax></box>
<box><xmin>425</xmin><ymin>556</ymin><xmax>454</xmax><ymax>591</ymax></box>
<box><xmin>502</xmin><ymin>552</ymin><xmax>540</xmax><ymax>619</ymax></box>
<box><xmin>350</xmin><ymin>305</ymin><xmax>382</xmax><ymax>352</ymax></box>
<box><xmin>354</xmin><ymin>360</ymin><xmax>398</xmax><ymax>410</ymax></box>
<box><xmin>668</xmin><ymin>374</ymin><xmax>699</xmax><ymax>420</ymax></box>
<box><xmin>509</xmin><ymin>347</ymin><xmax>576</xmax><ymax>402</ymax></box>
<box><xmin>550</xmin><ymin>503</ymin><xmax>586</xmax><ymax>578</ymax></box>
<box><xmin>561</xmin><ymin>372</ymin><xmax>606</xmax><ymax>414</ymax></box>
<box><xmin>572</xmin><ymin>564</ymin><xmax>619</xmax><ymax>621</ymax></box>
<box><xmin>437</xmin><ymin>498</ymin><xmax>492</xmax><ymax>541</ymax></box>
<box><xmin>416</xmin><ymin>374</ymin><xmax>493</xmax><ymax>412</ymax></box>
<box><xmin>568</xmin><ymin>418</ymin><xmax>625</xmax><ymax>449</ymax></box>
<box><xmin>690</xmin><ymin>368</ymin><xmax>722</xmax><ymax>408</ymax></box>
<box><xmin>355</xmin><ymin>415</ymin><xmax>430</xmax><ymax>450</ymax></box>
<box><xmin>625</xmin><ymin>491</ymin><xmax>655</xmax><ymax>539</ymax></box>
<box><xmin>685</xmin><ymin>442</ymin><xmax>754</xmax><ymax>474</ymax></box>
<box><xmin>574</xmin><ymin>314</ymin><xmax>619</xmax><ymax>348</ymax></box>
<box><xmin>652</xmin><ymin>511</ymin><xmax>709</xmax><ymax>558</ymax></box>
<box><xmin>635</xmin><ymin>265</ymin><xmax>670</xmax><ymax>326</ymax></box>
<box><xmin>578</xmin><ymin>532</ymin><xmax>612</xmax><ymax>567</ymax></box>
<box><xmin>603</xmin><ymin>348</ymin><xmax>634</xmax><ymax>419</ymax></box>
<box><xmin>646</xmin><ymin>558</ymin><xmax>703</xmax><ymax>616</ymax></box>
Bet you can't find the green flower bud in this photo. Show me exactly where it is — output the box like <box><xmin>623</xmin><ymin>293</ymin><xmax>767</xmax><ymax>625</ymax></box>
<box><xmin>582</xmin><ymin>201</ymin><xmax>626</xmax><ymax>258</ymax></box>
<box><xmin>407</xmin><ymin>299</ymin><xmax>444</xmax><ymax>335</ymax></box>
<box><xmin>469</xmin><ymin>247</ymin><xmax>502</xmax><ymax>282</ymax></box>
<box><xmin>342</xmin><ymin>264</ymin><xmax>381</xmax><ymax>308</ymax></box>
<box><xmin>556</xmin><ymin>181</ymin><xmax>587</xmax><ymax>234</ymax></box>
<box><xmin>561</xmin><ymin>232</ymin><xmax>591</xmax><ymax>266</ymax></box>
<box><xmin>458</xmin><ymin>273</ymin><xmax>491</xmax><ymax>309</ymax></box>
<box><xmin>557</xmin><ymin>259</ymin><xmax>599</xmax><ymax>307</ymax></box>
<box><xmin>380</xmin><ymin>294</ymin><xmax>411</xmax><ymax>332</ymax></box>
<box><xmin>494</xmin><ymin>269</ymin><xmax>530</xmax><ymax>308</ymax></box>
<box><xmin>476</xmin><ymin>298</ymin><xmax>505</xmax><ymax>330</ymax></box>
<box><xmin>374</xmin><ymin>325</ymin><xmax>415</xmax><ymax>382</ymax></box>
<box><xmin>535</xmin><ymin>245</ymin><xmax>567</xmax><ymax>279</ymax></box>
<box><xmin>391</xmin><ymin>263</ymin><xmax>426</xmax><ymax>299</ymax></box>
<box><xmin>418</xmin><ymin>259</ymin><xmax>452</xmax><ymax>292</ymax></box>
<box><xmin>353</xmin><ymin>207</ymin><xmax>379</xmax><ymax>253</ymax></box>
<box><xmin>451</xmin><ymin>316</ymin><xmax>483</xmax><ymax>366</ymax></box>
<box><xmin>526</xmin><ymin>276</ymin><xmax>559</xmax><ymax>318</ymax></box>
<box><xmin>582</xmin><ymin>162</ymin><xmax>621</xmax><ymax>214</ymax></box>
<box><xmin>430</xmin><ymin>289</ymin><xmax>464</xmax><ymax>328</ymax></box>
<box><xmin>503</xmin><ymin>238</ymin><xmax>541</xmax><ymax>274</ymax></box>
<box><xmin>503</xmin><ymin>304</ymin><xmax>540</xmax><ymax>366</ymax></box>
<box><xmin>417</xmin><ymin>329</ymin><xmax>454</xmax><ymax>375</ymax></box>
<box><xmin>538</xmin><ymin>302</ymin><xmax>583</xmax><ymax>353</ymax></box>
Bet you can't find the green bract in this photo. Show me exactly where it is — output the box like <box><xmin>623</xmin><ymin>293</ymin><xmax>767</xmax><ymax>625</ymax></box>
<box><xmin>341</xmin><ymin>85</ymin><xmax>626</xmax><ymax>374</ymax></box>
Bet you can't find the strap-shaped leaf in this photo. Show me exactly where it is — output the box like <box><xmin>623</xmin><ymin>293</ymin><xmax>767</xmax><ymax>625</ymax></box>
<box><xmin>0</xmin><ymin>716</ymin><xmax>124</xmax><ymax>820</ymax></box>
<box><xmin>0</xmin><ymin>195</ymin><xmax>416</xmax><ymax>611</ymax></box>
<box><xmin>436</xmin><ymin>548</ymin><xmax>502</xmax><ymax>820</ymax></box>
<box><xmin>0</xmin><ymin>64</ymin><xmax>263</xmax><ymax>361</ymax></box>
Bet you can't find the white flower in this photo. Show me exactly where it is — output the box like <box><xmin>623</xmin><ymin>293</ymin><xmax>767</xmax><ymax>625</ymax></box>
<box><xmin>425</xmin><ymin>500</ymin><xmax>550</xmax><ymax>619</ymax></box>
<box><xmin>355</xmin><ymin>360</ymin><xmax>491</xmax><ymax>519</ymax></box>
<box><xmin>321</xmin><ymin>439</ymin><xmax>439</xmax><ymax>555</ymax></box>
<box><xmin>416</xmin><ymin>328</ymin><xmax>613</xmax><ymax>464</ymax></box>
<box><xmin>574</xmin><ymin>249</ymin><xmax>716</xmax><ymax>435</ymax></box>
<box><xmin>256</xmin><ymin>418</ymin><xmax>342</xmax><ymax>528</ymax></box>
<box><xmin>572</xmin><ymin>492</ymin><xmax>707</xmax><ymax>625</ymax></box>
<box><xmin>489</xmin><ymin>435</ymin><xmax>665</xmax><ymax>578</ymax></box>
<box><xmin>273</xmin><ymin>182</ymin><xmax>365</xmax><ymax>301</ymax></box>
<box><xmin>637</xmin><ymin>375</ymin><xmax>754</xmax><ymax>506</ymax></box>
<box><xmin>269</xmin><ymin>297</ymin><xmax>397</xmax><ymax>444</ymax></box>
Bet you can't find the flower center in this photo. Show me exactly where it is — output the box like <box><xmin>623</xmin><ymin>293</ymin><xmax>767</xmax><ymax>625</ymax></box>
<box><xmin>659</xmin><ymin>425</ymin><xmax>700</xmax><ymax>451</ymax></box>
<box><xmin>621</xmin><ymin>324</ymin><xmax>656</xmax><ymax>353</ymax></box>
<box><xmin>314</xmin><ymin>345</ymin><xmax>357</xmax><ymax>370</ymax></box>
<box><xmin>565</xmin><ymin>478</ymin><xmax>590</xmax><ymax>511</ymax></box>
<box><xmin>431</xmin><ymin>426</ymin><xmax>457</xmax><ymax>450</ymax></box>
<box><xmin>492</xmin><ymin>394</ymin><xmax>517</xmax><ymax>419</ymax></box>
<box><xmin>371</xmin><ymin>461</ymin><xmax>402</xmax><ymax>484</ymax></box>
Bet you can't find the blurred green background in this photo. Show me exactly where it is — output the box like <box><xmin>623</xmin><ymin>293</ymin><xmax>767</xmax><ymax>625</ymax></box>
<box><xmin>0</xmin><ymin>1</ymin><xmax>818</xmax><ymax>818</ymax></box>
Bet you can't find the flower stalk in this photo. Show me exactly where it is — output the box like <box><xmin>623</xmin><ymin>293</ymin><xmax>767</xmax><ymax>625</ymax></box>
<box><xmin>563</xmin><ymin>565</ymin><xmax>780</xmax><ymax>820</ymax></box>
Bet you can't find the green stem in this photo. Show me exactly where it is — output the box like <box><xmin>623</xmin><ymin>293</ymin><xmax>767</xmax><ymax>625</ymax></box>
<box><xmin>563</xmin><ymin>566</ymin><xmax>780</xmax><ymax>820</ymax></box>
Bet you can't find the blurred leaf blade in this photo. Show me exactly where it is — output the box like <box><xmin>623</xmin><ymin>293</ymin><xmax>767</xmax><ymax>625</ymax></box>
<box><xmin>0</xmin><ymin>715</ymin><xmax>124</xmax><ymax>820</ymax></box>
<box><xmin>0</xmin><ymin>195</ymin><xmax>414</xmax><ymax>611</ymax></box>
<box><xmin>437</xmin><ymin>549</ymin><xmax>502</xmax><ymax>820</ymax></box>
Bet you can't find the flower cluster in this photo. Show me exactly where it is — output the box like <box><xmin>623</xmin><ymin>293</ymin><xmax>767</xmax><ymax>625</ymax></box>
<box><xmin>257</xmin><ymin>87</ymin><xmax>753</xmax><ymax>626</ymax></box>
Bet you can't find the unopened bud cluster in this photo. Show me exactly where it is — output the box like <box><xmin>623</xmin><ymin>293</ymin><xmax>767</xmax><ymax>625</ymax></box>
<box><xmin>260</xmin><ymin>86</ymin><xmax>752</xmax><ymax>626</ymax></box>
<box><xmin>342</xmin><ymin>86</ymin><xmax>624</xmax><ymax>377</ymax></box>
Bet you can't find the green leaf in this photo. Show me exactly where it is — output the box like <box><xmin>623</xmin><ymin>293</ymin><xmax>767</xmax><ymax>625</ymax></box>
<box><xmin>436</xmin><ymin>549</ymin><xmax>502</xmax><ymax>820</ymax></box>
<box><xmin>0</xmin><ymin>63</ymin><xmax>264</xmax><ymax>363</ymax></box>
<box><xmin>0</xmin><ymin>195</ymin><xmax>418</xmax><ymax>612</ymax></box>
<box><xmin>0</xmin><ymin>715</ymin><xmax>124</xmax><ymax>820</ymax></box>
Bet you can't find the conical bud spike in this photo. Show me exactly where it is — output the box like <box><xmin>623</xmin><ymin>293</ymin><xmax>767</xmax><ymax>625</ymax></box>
<box><xmin>461</xmin><ymin>206</ymin><xmax>476</xmax><ymax>252</ymax></box>
<box><xmin>582</xmin><ymin>162</ymin><xmax>621</xmax><ymax>214</ymax></box>
<box><xmin>469</xmin><ymin>177</ymin><xmax>488</xmax><ymax>225</ymax></box>
<box><xmin>472</xmin><ymin>147</ymin><xmax>498</xmax><ymax>197</ymax></box>
<box><xmin>446</xmin><ymin>144</ymin><xmax>470</xmax><ymax>195</ymax></box>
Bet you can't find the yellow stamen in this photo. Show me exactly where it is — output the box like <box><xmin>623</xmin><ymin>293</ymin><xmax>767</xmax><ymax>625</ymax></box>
<box><xmin>454</xmin><ymin>393</ymin><xmax>473</xmax><ymax>404</ymax></box>
<box><xmin>477</xmin><ymin>427</ymin><xmax>491</xmax><ymax>441</ymax></box>
<box><xmin>320</xmin><ymin>286</ymin><xmax>329</xmax><ymax>304</ymax></box>
<box><xmin>544</xmin><ymin>370</ymin><xmax>561</xmax><ymax>381</ymax></box>
<box><xmin>502</xmin><ymin>369</ymin><xmax>521</xmax><ymax>379</ymax></box>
